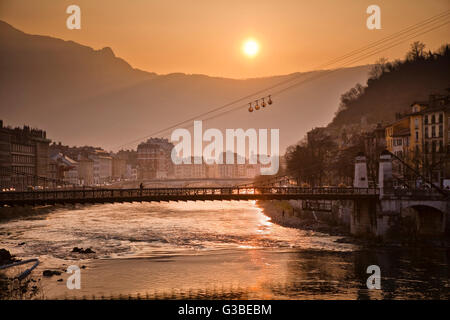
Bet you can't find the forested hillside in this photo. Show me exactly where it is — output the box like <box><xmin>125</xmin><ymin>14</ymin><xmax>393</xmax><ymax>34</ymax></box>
<box><xmin>330</xmin><ymin>42</ymin><xmax>450</xmax><ymax>129</ymax></box>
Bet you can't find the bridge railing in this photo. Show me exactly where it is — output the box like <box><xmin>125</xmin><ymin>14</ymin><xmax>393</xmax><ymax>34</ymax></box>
<box><xmin>0</xmin><ymin>187</ymin><xmax>380</xmax><ymax>202</ymax></box>
<box><xmin>390</xmin><ymin>187</ymin><xmax>449</xmax><ymax>198</ymax></box>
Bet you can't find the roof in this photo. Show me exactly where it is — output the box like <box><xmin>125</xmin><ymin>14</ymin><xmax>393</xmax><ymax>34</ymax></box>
<box><xmin>421</xmin><ymin>103</ymin><xmax>450</xmax><ymax>114</ymax></box>
<box><xmin>410</xmin><ymin>101</ymin><xmax>429</xmax><ymax>107</ymax></box>
<box><xmin>392</xmin><ymin>127</ymin><xmax>410</xmax><ymax>137</ymax></box>
<box><xmin>51</xmin><ymin>153</ymin><xmax>78</xmax><ymax>166</ymax></box>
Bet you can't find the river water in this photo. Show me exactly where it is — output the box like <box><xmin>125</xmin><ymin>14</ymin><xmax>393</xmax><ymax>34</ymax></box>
<box><xmin>0</xmin><ymin>201</ymin><xmax>449</xmax><ymax>299</ymax></box>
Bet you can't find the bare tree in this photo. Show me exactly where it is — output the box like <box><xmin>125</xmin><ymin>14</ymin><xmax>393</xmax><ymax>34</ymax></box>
<box><xmin>369</xmin><ymin>57</ymin><xmax>389</xmax><ymax>79</ymax></box>
<box><xmin>406</xmin><ymin>41</ymin><xmax>426</xmax><ymax>61</ymax></box>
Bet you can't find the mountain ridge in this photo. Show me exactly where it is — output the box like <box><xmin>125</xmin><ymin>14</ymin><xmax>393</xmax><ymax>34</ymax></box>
<box><xmin>0</xmin><ymin>20</ymin><xmax>371</xmax><ymax>152</ymax></box>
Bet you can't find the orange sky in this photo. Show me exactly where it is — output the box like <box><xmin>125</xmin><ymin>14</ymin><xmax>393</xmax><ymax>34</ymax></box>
<box><xmin>0</xmin><ymin>0</ymin><xmax>449</xmax><ymax>78</ymax></box>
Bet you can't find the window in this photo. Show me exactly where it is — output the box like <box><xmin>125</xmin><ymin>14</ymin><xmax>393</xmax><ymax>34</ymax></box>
<box><xmin>439</xmin><ymin>140</ymin><xmax>443</xmax><ymax>153</ymax></box>
<box><xmin>439</xmin><ymin>113</ymin><xmax>443</xmax><ymax>123</ymax></box>
<box><xmin>432</xmin><ymin>141</ymin><xmax>436</xmax><ymax>153</ymax></box>
<box><xmin>439</xmin><ymin>125</ymin><xmax>443</xmax><ymax>137</ymax></box>
<box><xmin>415</xmin><ymin>131</ymin><xmax>419</xmax><ymax>142</ymax></box>
<box><xmin>432</xmin><ymin>126</ymin><xmax>436</xmax><ymax>138</ymax></box>
<box><xmin>425</xmin><ymin>142</ymin><xmax>429</xmax><ymax>153</ymax></box>
<box><xmin>425</xmin><ymin>127</ymin><xmax>429</xmax><ymax>138</ymax></box>
<box><xmin>414</xmin><ymin>118</ymin><xmax>419</xmax><ymax>129</ymax></box>
<box><xmin>424</xmin><ymin>116</ymin><xmax>428</xmax><ymax>125</ymax></box>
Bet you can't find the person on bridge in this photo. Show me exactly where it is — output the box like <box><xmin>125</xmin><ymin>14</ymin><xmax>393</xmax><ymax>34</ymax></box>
<box><xmin>139</xmin><ymin>182</ymin><xmax>144</xmax><ymax>196</ymax></box>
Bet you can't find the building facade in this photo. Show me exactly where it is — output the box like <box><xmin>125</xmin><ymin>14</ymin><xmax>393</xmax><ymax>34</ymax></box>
<box><xmin>50</xmin><ymin>153</ymin><xmax>79</xmax><ymax>185</ymax></box>
<box><xmin>385</xmin><ymin>94</ymin><xmax>450</xmax><ymax>187</ymax></box>
<box><xmin>77</xmin><ymin>157</ymin><xmax>94</xmax><ymax>186</ymax></box>
<box><xmin>112</xmin><ymin>156</ymin><xmax>127</xmax><ymax>180</ymax></box>
<box><xmin>421</xmin><ymin>97</ymin><xmax>450</xmax><ymax>186</ymax></box>
<box><xmin>89</xmin><ymin>149</ymin><xmax>113</xmax><ymax>185</ymax></box>
<box><xmin>137</xmin><ymin>138</ymin><xmax>174</xmax><ymax>180</ymax></box>
<box><xmin>0</xmin><ymin>120</ymin><xmax>51</xmax><ymax>190</ymax></box>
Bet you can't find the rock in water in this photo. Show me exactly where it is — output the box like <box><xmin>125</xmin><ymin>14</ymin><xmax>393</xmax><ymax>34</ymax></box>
<box><xmin>0</xmin><ymin>248</ymin><xmax>13</xmax><ymax>265</ymax></box>
<box><xmin>43</xmin><ymin>270</ymin><xmax>62</xmax><ymax>277</ymax></box>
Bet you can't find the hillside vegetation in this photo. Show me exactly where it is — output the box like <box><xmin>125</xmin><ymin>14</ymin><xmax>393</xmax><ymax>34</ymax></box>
<box><xmin>330</xmin><ymin>42</ymin><xmax>450</xmax><ymax>129</ymax></box>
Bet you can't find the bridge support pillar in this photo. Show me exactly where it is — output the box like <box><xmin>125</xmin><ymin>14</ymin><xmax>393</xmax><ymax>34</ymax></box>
<box><xmin>350</xmin><ymin>199</ymin><xmax>377</xmax><ymax>237</ymax></box>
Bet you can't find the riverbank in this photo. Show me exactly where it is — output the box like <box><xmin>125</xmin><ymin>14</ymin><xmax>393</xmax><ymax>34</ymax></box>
<box><xmin>0</xmin><ymin>205</ymin><xmax>57</xmax><ymax>222</ymax></box>
<box><xmin>257</xmin><ymin>200</ymin><xmax>450</xmax><ymax>248</ymax></box>
<box><xmin>256</xmin><ymin>200</ymin><xmax>348</xmax><ymax>236</ymax></box>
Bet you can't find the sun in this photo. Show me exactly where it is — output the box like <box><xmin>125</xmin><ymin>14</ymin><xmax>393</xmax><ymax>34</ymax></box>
<box><xmin>243</xmin><ymin>39</ymin><xmax>259</xmax><ymax>58</ymax></box>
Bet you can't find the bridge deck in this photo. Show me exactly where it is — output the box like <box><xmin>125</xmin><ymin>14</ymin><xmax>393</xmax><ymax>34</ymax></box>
<box><xmin>0</xmin><ymin>187</ymin><xmax>380</xmax><ymax>207</ymax></box>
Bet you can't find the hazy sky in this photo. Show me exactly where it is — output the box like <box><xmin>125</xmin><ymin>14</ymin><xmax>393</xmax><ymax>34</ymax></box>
<box><xmin>0</xmin><ymin>0</ymin><xmax>449</xmax><ymax>78</ymax></box>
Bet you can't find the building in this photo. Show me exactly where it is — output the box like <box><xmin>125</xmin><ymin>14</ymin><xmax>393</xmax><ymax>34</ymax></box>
<box><xmin>114</xmin><ymin>150</ymin><xmax>137</xmax><ymax>180</ymax></box>
<box><xmin>386</xmin><ymin>106</ymin><xmax>423</xmax><ymax>178</ymax></box>
<box><xmin>89</xmin><ymin>149</ymin><xmax>113</xmax><ymax>185</ymax></box>
<box><xmin>385</xmin><ymin>94</ymin><xmax>450</xmax><ymax>187</ymax></box>
<box><xmin>50</xmin><ymin>153</ymin><xmax>79</xmax><ymax>185</ymax></box>
<box><xmin>0</xmin><ymin>120</ymin><xmax>51</xmax><ymax>190</ymax></box>
<box><xmin>77</xmin><ymin>157</ymin><xmax>94</xmax><ymax>186</ymax></box>
<box><xmin>170</xmin><ymin>152</ymin><xmax>260</xmax><ymax>180</ymax></box>
<box><xmin>364</xmin><ymin>123</ymin><xmax>386</xmax><ymax>183</ymax></box>
<box><xmin>421</xmin><ymin>95</ymin><xmax>450</xmax><ymax>186</ymax></box>
<box><xmin>137</xmin><ymin>138</ymin><xmax>174</xmax><ymax>180</ymax></box>
<box><xmin>385</xmin><ymin>116</ymin><xmax>410</xmax><ymax>159</ymax></box>
<box><xmin>409</xmin><ymin>102</ymin><xmax>426</xmax><ymax>164</ymax></box>
<box><xmin>112</xmin><ymin>156</ymin><xmax>127</xmax><ymax>180</ymax></box>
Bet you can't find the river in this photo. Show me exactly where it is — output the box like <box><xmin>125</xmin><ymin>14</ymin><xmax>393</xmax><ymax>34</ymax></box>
<box><xmin>0</xmin><ymin>201</ymin><xmax>449</xmax><ymax>299</ymax></box>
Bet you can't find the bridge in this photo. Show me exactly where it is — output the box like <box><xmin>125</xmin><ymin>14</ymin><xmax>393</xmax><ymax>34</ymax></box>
<box><xmin>112</xmin><ymin>177</ymin><xmax>254</xmax><ymax>188</ymax></box>
<box><xmin>0</xmin><ymin>186</ymin><xmax>379</xmax><ymax>207</ymax></box>
<box><xmin>0</xmin><ymin>151</ymin><xmax>448</xmax><ymax>238</ymax></box>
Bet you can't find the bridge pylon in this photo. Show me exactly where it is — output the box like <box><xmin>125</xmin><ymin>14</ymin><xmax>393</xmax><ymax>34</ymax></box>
<box><xmin>378</xmin><ymin>150</ymin><xmax>393</xmax><ymax>198</ymax></box>
<box><xmin>354</xmin><ymin>152</ymin><xmax>369</xmax><ymax>189</ymax></box>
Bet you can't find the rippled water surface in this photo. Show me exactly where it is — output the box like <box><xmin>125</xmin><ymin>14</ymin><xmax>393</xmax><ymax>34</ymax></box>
<box><xmin>1</xmin><ymin>201</ymin><xmax>449</xmax><ymax>299</ymax></box>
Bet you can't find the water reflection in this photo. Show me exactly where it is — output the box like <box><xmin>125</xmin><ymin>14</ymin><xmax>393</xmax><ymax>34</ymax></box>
<box><xmin>281</xmin><ymin>248</ymin><xmax>450</xmax><ymax>299</ymax></box>
<box><xmin>0</xmin><ymin>201</ymin><xmax>448</xmax><ymax>299</ymax></box>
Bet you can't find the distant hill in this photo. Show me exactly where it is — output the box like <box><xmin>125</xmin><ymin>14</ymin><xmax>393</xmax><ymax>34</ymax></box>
<box><xmin>0</xmin><ymin>20</ymin><xmax>371</xmax><ymax>152</ymax></box>
<box><xmin>329</xmin><ymin>43</ymin><xmax>450</xmax><ymax>129</ymax></box>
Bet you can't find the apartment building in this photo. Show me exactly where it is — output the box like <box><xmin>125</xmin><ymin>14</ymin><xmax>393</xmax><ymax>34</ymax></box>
<box><xmin>0</xmin><ymin>120</ymin><xmax>51</xmax><ymax>190</ymax></box>
<box><xmin>385</xmin><ymin>94</ymin><xmax>449</xmax><ymax>187</ymax></box>
<box><xmin>137</xmin><ymin>138</ymin><xmax>174</xmax><ymax>180</ymax></box>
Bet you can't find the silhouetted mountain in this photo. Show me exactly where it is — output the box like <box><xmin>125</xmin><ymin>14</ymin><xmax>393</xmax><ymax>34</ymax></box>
<box><xmin>330</xmin><ymin>43</ymin><xmax>450</xmax><ymax>129</ymax></box>
<box><xmin>0</xmin><ymin>20</ymin><xmax>370</xmax><ymax>152</ymax></box>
